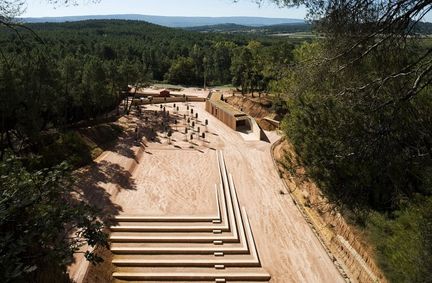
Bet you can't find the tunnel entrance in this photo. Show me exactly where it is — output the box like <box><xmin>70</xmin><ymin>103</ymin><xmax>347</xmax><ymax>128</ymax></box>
<box><xmin>236</xmin><ymin>117</ymin><xmax>251</xmax><ymax>133</ymax></box>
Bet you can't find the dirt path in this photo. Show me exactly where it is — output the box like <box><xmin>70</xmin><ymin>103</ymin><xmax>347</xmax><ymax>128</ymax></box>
<box><xmin>71</xmin><ymin>101</ymin><xmax>345</xmax><ymax>283</ymax></box>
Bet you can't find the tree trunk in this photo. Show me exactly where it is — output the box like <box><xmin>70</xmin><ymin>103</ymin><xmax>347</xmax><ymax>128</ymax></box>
<box><xmin>0</xmin><ymin>132</ymin><xmax>4</xmax><ymax>159</ymax></box>
<box><xmin>124</xmin><ymin>95</ymin><xmax>129</xmax><ymax>114</ymax></box>
<box><xmin>127</xmin><ymin>87</ymin><xmax>137</xmax><ymax>114</ymax></box>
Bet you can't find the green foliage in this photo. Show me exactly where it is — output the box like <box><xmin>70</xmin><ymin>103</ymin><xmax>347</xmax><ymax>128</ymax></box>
<box><xmin>166</xmin><ymin>57</ymin><xmax>197</xmax><ymax>85</ymax></box>
<box><xmin>36</xmin><ymin>132</ymin><xmax>93</xmax><ymax>169</ymax></box>
<box><xmin>271</xmin><ymin>96</ymin><xmax>288</xmax><ymax>116</ymax></box>
<box><xmin>281</xmin><ymin>41</ymin><xmax>432</xmax><ymax>212</ymax></box>
<box><xmin>29</xmin><ymin>123</ymin><xmax>122</xmax><ymax>169</ymax></box>
<box><xmin>0</xmin><ymin>19</ymin><xmax>296</xmax><ymax>281</ymax></box>
<box><xmin>184</xmin><ymin>23</ymin><xmax>311</xmax><ymax>35</ymax></box>
<box><xmin>231</xmin><ymin>47</ymin><xmax>254</xmax><ymax>93</ymax></box>
<box><xmin>0</xmin><ymin>20</ymin><xmax>297</xmax><ymax>156</ymax></box>
<box><xmin>277</xmin><ymin>21</ymin><xmax>432</xmax><ymax>282</ymax></box>
<box><xmin>230</xmin><ymin>40</ymin><xmax>295</xmax><ymax>95</ymax></box>
<box><xmin>367</xmin><ymin>197</ymin><xmax>432</xmax><ymax>283</ymax></box>
<box><xmin>0</xmin><ymin>157</ymin><xmax>108</xmax><ymax>282</ymax></box>
<box><xmin>208</xmin><ymin>41</ymin><xmax>237</xmax><ymax>85</ymax></box>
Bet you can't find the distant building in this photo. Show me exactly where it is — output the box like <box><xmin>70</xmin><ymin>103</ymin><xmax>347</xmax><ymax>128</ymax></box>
<box><xmin>159</xmin><ymin>89</ymin><xmax>170</xmax><ymax>97</ymax></box>
<box><xmin>205</xmin><ymin>93</ymin><xmax>251</xmax><ymax>131</ymax></box>
<box><xmin>133</xmin><ymin>89</ymin><xmax>171</xmax><ymax>98</ymax></box>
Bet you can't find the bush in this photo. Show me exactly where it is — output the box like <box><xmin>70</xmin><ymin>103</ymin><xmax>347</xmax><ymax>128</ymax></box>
<box><xmin>37</xmin><ymin>131</ymin><xmax>93</xmax><ymax>169</ymax></box>
<box><xmin>367</xmin><ymin>197</ymin><xmax>432</xmax><ymax>283</ymax></box>
<box><xmin>30</xmin><ymin>124</ymin><xmax>122</xmax><ymax>170</ymax></box>
<box><xmin>0</xmin><ymin>157</ymin><xmax>108</xmax><ymax>282</ymax></box>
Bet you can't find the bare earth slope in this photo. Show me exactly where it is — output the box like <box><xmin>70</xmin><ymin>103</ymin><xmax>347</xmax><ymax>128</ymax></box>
<box><xmin>225</xmin><ymin>95</ymin><xmax>278</xmax><ymax>131</ymax></box>
<box><xmin>74</xmin><ymin>101</ymin><xmax>345</xmax><ymax>283</ymax></box>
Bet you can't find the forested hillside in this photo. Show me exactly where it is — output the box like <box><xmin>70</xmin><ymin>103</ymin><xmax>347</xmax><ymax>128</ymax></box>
<box><xmin>21</xmin><ymin>14</ymin><xmax>304</xmax><ymax>27</ymax></box>
<box><xmin>1</xmin><ymin>0</ymin><xmax>432</xmax><ymax>282</ymax></box>
<box><xmin>267</xmin><ymin>1</ymin><xmax>432</xmax><ymax>282</ymax></box>
<box><xmin>0</xmin><ymin>19</ymin><xmax>299</xmax><ymax>281</ymax></box>
<box><xmin>0</xmin><ymin>19</ymin><xmax>297</xmax><ymax>152</ymax></box>
<box><xmin>184</xmin><ymin>22</ymin><xmax>311</xmax><ymax>34</ymax></box>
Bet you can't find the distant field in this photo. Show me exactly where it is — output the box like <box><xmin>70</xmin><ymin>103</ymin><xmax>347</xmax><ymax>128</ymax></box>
<box><xmin>150</xmin><ymin>83</ymin><xmax>235</xmax><ymax>92</ymax></box>
<box><xmin>270</xmin><ymin>32</ymin><xmax>318</xmax><ymax>38</ymax></box>
<box><xmin>184</xmin><ymin>22</ymin><xmax>311</xmax><ymax>36</ymax></box>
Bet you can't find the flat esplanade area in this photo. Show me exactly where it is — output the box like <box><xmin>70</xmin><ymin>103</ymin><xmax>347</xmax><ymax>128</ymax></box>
<box><xmin>72</xmin><ymin>101</ymin><xmax>345</xmax><ymax>283</ymax></box>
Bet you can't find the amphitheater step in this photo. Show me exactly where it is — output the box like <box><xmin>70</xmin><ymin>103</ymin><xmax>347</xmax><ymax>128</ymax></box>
<box><xmin>113</xmin><ymin>267</ymin><xmax>271</xmax><ymax>281</ymax></box>
<box><xmin>111</xmin><ymin>221</ymin><xmax>227</xmax><ymax>227</ymax></box>
<box><xmin>112</xmin><ymin>253</ymin><xmax>260</xmax><ymax>267</ymax></box>
<box><xmin>111</xmin><ymin>244</ymin><xmax>248</xmax><ymax>255</ymax></box>
<box><xmin>109</xmin><ymin>151</ymin><xmax>271</xmax><ymax>282</ymax></box>
<box><xmin>110</xmin><ymin>242</ymin><xmax>247</xmax><ymax>249</ymax></box>
<box><xmin>110</xmin><ymin>224</ymin><xmax>230</xmax><ymax>232</ymax></box>
<box><xmin>113</xmin><ymin>258</ymin><xmax>260</xmax><ymax>268</ymax></box>
<box><xmin>114</xmin><ymin>215</ymin><xmax>218</xmax><ymax>223</ymax></box>
<box><xmin>114</xmin><ymin>184</ymin><xmax>224</xmax><ymax>224</ymax></box>
<box><xmin>113</xmin><ymin>254</ymin><xmax>253</xmax><ymax>261</ymax></box>
<box><xmin>110</xmin><ymin>232</ymin><xmax>240</xmax><ymax>243</ymax></box>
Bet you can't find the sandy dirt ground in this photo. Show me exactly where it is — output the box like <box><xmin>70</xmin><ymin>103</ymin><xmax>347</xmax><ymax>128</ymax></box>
<box><xmin>70</xmin><ymin>100</ymin><xmax>345</xmax><ymax>283</ymax></box>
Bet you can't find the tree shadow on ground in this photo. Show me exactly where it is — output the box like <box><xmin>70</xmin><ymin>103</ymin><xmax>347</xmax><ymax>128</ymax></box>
<box><xmin>65</xmin><ymin>160</ymin><xmax>137</xmax><ymax>281</ymax></box>
<box><xmin>112</xmin><ymin>133</ymin><xmax>137</xmax><ymax>159</ymax></box>
<box><xmin>135</xmin><ymin>110</ymin><xmax>185</xmax><ymax>144</ymax></box>
<box><xmin>74</xmin><ymin>160</ymin><xmax>137</xmax><ymax>226</ymax></box>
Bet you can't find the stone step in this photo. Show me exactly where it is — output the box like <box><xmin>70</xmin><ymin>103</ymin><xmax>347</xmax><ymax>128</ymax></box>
<box><xmin>109</xmin><ymin>208</ymin><xmax>244</xmax><ymax>242</ymax></box>
<box><xmin>113</xmin><ymin>184</ymin><xmax>225</xmax><ymax>224</ymax></box>
<box><xmin>110</xmin><ymin>176</ymin><xmax>234</xmax><ymax>232</ymax></box>
<box><xmin>113</xmin><ymin>215</ymin><xmax>217</xmax><ymax>223</ymax></box>
<box><xmin>109</xmin><ymin>232</ymin><xmax>240</xmax><ymax>243</ymax></box>
<box><xmin>109</xmin><ymin>199</ymin><xmax>244</xmax><ymax>243</ymax></box>
<box><xmin>113</xmin><ymin>267</ymin><xmax>271</xmax><ymax>281</ymax></box>
<box><xmin>112</xmin><ymin>221</ymin><xmax>226</xmax><ymax>227</ymax></box>
<box><xmin>112</xmin><ymin>253</ymin><xmax>259</xmax><ymax>267</ymax></box>
<box><xmin>110</xmin><ymin>207</ymin><xmax>252</xmax><ymax>255</ymax></box>
<box><xmin>113</xmin><ymin>258</ymin><xmax>261</xmax><ymax>267</ymax></box>
<box><xmin>114</xmin><ymin>219</ymin><xmax>218</xmax><ymax>226</ymax></box>
<box><xmin>110</xmin><ymin>242</ymin><xmax>249</xmax><ymax>255</ymax></box>
<box><xmin>113</xmin><ymin>253</ymin><xmax>253</xmax><ymax>260</ymax></box>
<box><xmin>110</xmin><ymin>224</ymin><xmax>230</xmax><ymax>233</ymax></box>
<box><xmin>111</xmin><ymin>245</ymin><xmax>249</xmax><ymax>255</ymax></box>
<box><xmin>109</xmin><ymin>152</ymin><xmax>270</xmax><ymax>282</ymax></box>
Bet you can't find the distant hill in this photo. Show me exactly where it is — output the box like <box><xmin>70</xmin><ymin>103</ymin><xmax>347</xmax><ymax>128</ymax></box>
<box><xmin>19</xmin><ymin>14</ymin><xmax>304</xmax><ymax>28</ymax></box>
<box><xmin>185</xmin><ymin>23</ymin><xmax>311</xmax><ymax>34</ymax></box>
<box><xmin>413</xmin><ymin>21</ymin><xmax>432</xmax><ymax>35</ymax></box>
<box><xmin>184</xmin><ymin>21</ymin><xmax>432</xmax><ymax>36</ymax></box>
<box><xmin>185</xmin><ymin>23</ymin><xmax>253</xmax><ymax>33</ymax></box>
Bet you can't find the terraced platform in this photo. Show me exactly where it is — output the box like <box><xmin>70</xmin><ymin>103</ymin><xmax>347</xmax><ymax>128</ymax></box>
<box><xmin>110</xmin><ymin>151</ymin><xmax>270</xmax><ymax>282</ymax></box>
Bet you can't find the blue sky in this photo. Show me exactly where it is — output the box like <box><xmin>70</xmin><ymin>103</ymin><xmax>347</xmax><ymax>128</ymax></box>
<box><xmin>23</xmin><ymin>0</ymin><xmax>307</xmax><ymax>19</ymax></box>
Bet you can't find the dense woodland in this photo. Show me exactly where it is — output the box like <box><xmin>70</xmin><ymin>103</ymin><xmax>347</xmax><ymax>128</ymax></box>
<box><xmin>0</xmin><ymin>20</ymin><xmax>298</xmax><ymax>142</ymax></box>
<box><xmin>184</xmin><ymin>22</ymin><xmax>312</xmax><ymax>34</ymax></box>
<box><xmin>271</xmin><ymin>1</ymin><xmax>432</xmax><ymax>282</ymax></box>
<box><xmin>0</xmin><ymin>18</ymin><xmax>299</xmax><ymax>282</ymax></box>
<box><xmin>1</xmin><ymin>0</ymin><xmax>432</xmax><ymax>282</ymax></box>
